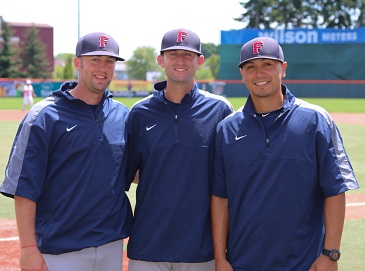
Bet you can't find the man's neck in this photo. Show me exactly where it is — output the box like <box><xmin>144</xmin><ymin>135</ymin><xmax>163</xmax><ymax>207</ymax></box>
<box><xmin>164</xmin><ymin>81</ymin><xmax>194</xmax><ymax>104</ymax></box>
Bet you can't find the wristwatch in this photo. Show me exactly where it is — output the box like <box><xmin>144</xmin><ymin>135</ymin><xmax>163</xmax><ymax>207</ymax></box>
<box><xmin>322</xmin><ymin>249</ymin><xmax>341</xmax><ymax>261</ymax></box>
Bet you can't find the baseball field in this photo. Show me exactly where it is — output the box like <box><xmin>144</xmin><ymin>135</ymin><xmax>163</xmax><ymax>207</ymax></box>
<box><xmin>0</xmin><ymin>97</ymin><xmax>364</xmax><ymax>270</ymax></box>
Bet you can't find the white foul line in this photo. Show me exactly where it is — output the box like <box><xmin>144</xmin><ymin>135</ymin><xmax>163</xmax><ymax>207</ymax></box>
<box><xmin>0</xmin><ymin>236</ymin><xmax>19</xmax><ymax>242</ymax></box>
<box><xmin>346</xmin><ymin>202</ymin><xmax>365</xmax><ymax>207</ymax></box>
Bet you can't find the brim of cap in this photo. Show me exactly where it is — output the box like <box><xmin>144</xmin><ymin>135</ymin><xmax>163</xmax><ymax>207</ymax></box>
<box><xmin>161</xmin><ymin>46</ymin><xmax>202</xmax><ymax>55</ymax></box>
<box><xmin>79</xmin><ymin>51</ymin><xmax>125</xmax><ymax>61</ymax></box>
<box><xmin>237</xmin><ymin>56</ymin><xmax>283</xmax><ymax>68</ymax></box>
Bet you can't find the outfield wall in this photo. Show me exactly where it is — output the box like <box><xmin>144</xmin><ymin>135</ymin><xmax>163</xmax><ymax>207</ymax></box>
<box><xmin>219</xmin><ymin>27</ymin><xmax>365</xmax><ymax>80</ymax></box>
<box><xmin>217</xmin><ymin>28</ymin><xmax>365</xmax><ymax>97</ymax></box>
<box><xmin>200</xmin><ymin>80</ymin><xmax>365</xmax><ymax>98</ymax></box>
<box><xmin>219</xmin><ymin>43</ymin><xmax>365</xmax><ymax>81</ymax></box>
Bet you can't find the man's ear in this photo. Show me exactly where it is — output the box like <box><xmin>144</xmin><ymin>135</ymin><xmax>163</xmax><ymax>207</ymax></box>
<box><xmin>74</xmin><ymin>57</ymin><xmax>80</xmax><ymax>71</ymax></box>
<box><xmin>157</xmin><ymin>55</ymin><xmax>164</xmax><ymax>68</ymax></box>
<box><xmin>239</xmin><ymin>68</ymin><xmax>245</xmax><ymax>83</ymax></box>
<box><xmin>197</xmin><ymin>55</ymin><xmax>205</xmax><ymax>67</ymax></box>
<box><xmin>281</xmin><ymin>62</ymin><xmax>288</xmax><ymax>78</ymax></box>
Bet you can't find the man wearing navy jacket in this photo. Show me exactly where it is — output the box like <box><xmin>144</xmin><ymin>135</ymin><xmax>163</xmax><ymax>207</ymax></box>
<box><xmin>211</xmin><ymin>37</ymin><xmax>359</xmax><ymax>271</ymax></box>
<box><xmin>1</xmin><ymin>32</ymin><xmax>133</xmax><ymax>271</ymax></box>
<box><xmin>125</xmin><ymin>28</ymin><xmax>234</xmax><ymax>271</ymax></box>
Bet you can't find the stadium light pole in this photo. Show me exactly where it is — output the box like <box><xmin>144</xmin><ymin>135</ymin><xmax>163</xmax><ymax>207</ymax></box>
<box><xmin>76</xmin><ymin>0</ymin><xmax>80</xmax><ymax>78</ymax></box>
<box><xmin>78</xmin><ymin>0</ymin><xmax>80</xmax><ymax>39</ymax></box>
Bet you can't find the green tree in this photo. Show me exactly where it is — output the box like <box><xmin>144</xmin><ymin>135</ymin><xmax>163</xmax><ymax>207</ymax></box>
<box><xmin>196</xmin><ymin>63</ymin><xmax>214</xmax><ymax>80</ymax></box>
<box><xmin>321</xmin><ymin>0</ymin><xmax>360</xmax><ymax>28</ymax></box>
<box><xmin>62</xmin><ymin>54</ymin><xmax>75</xmax><ymax>79</ymax></box>
<box><xmin>53</xmin><ymin>54</ymin><xmax>75</xmax><ymax>79</ymax></box>
<box><xmin>201</xmin><ymin>43</ymin><xmax>220</xmax><ymax>59</ymax></box>
<box><xmin>126</xmin><ymin>46</ymin><xmax>159</xmax><ymax>80</ymax></box>
<box><xmin>19</xmin><ymin>26</ymin><xmax>51</xmax><ymax>78</ymax></box>
<box><xmin>234</xmin><ymin>0</ymin><xmax>273</xmax><ymax>28</ymax></box>
<box><xmin>54</xmin><ymin>65</ymin><xmax>64</xmax><ymax>79</ymax></box>
<box><xmin>358</xmin><ymin>0</ymin><xmax>365</xmax><ymax>26</ymax></box>
<box><xmin>204</xmin><ymin>54</ymin><xmax>220</xmax><ymax>79</ymax></box>
<box><xmin>201</xmin><ymin>43</ymin><xmax>220</xmax><ymax>79</ymax></box>
<box><xmin>235</xmin><ymin>0</ymin><xmax>363</xmax><ymax>29</ymax></box>
<box><xmin>0</xmin><ymin>18</ymin><xmax>20</xmax><ymax>78</ymax></box>
<box><xmin>271</xmin><ymin>0</ymin><xmax>319</xmax><ymax>28</ymax></box>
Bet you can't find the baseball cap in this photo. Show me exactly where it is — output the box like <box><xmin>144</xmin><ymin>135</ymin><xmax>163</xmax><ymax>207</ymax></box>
<box><xmin>76</xmin><ymin>32</ymin><xmax>124</xmax><ymax>61</ymax></box>
<box><xmin>26</xmin><ymin>79</ymin><xmax>32</xmax><ymax>84</ymax></box>
<box><xmin>160</xmin><ymin>28</ymin><xmax>202</xmax><ymax>55</ymax></box>
<box><xmin>238</xmin><ymin>37</ymin><xmax>284</xmax><ymax>68</ymax></box>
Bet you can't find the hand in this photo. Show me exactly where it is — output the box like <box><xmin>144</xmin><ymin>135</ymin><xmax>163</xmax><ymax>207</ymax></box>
<box><xmin>308</xmin><ymin>254</ymin><xmax>338</xmax><ymax>271</ymax></box>
<box><xmin>20</xmin><ymin>246</ymin><xmax>49</xmax><ymax>271</ymax></box>
<box><xmin>215</xmin><ymin>258</ymin><xmax>234</xmax><ymax>271</ymax></box>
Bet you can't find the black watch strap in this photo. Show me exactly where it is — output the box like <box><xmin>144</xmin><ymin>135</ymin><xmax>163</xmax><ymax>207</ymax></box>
<box><xmin>322</xmin><ymin>249</ymin><xmax>341</xmax><ymax>261</ymax></box>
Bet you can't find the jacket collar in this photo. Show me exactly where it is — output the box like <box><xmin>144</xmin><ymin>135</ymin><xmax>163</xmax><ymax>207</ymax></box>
<box><xmin>153</xmin><ymin>81</ymin><xmax>200</xmax><ymax>102</ymax></box>
<box><xmin>53</xmin><ymin>81</ymin><xmax>113</xmax><ymax>101</ymax></box>
<box><xmin>243</xmin><ymin>84</ymin><xmax>295</xmax><ymax>115</ymax></box>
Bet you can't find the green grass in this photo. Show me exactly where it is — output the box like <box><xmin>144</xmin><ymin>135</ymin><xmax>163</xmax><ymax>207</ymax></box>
<box><xmin>340</xmin><ymin>219</ymin><xmax>365</xmax><ymax>270</ymax></box>
<box><xmin>300</xmin><ymin>98</ymin><xmax>365</xmax><ymax>113</ymax></box>
<box><xmin>0</xmin><ymin>97</ymin><xmax>364</xmax><ymax>271</ymax></box>
<box><xmin>0</xmin><ymin>121</ymin><xmax>18</xmax><ymax>219</ymax></box>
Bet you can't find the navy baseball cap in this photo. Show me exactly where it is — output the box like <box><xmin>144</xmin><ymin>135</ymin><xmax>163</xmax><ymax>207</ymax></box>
<box><xmin>76</xmin><ymin>32</ymin><xmax>124</xmax><ymax>61</ymax></box>
<box><xmin>238</xmin><ymin>37</ymin><xmax>284</xmax><ymax>68</ymax></box>
<box><xmin>160</xmin><ymin>28</ymin><xmax>202</xmax><ymax>55</ymax></box>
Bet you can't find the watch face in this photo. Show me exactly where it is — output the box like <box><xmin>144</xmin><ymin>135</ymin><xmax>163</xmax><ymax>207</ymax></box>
<box><xmin>323</xmin><ymin>249</ymin><xmax>341</xmax><ymax>261</ymax></box>
<box><xmin>330</xmin><ymin>250</ymin><xmax>341</xmax><ymax>260</ymax></box>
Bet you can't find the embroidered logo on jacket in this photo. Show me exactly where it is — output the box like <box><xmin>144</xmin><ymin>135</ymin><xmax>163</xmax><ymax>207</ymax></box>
<box><xmin>146</xmin><ymin>124</ymin><xmax>157</xmax><ymax>131</ymax></box>
<box><xmin>66</xmin><ymin>125</ymin><xmax>77</xmax><ymax>132</ymax></box>
<box><xmin>235</xmin><ymin>135</ymin><xmax>247</xmax><ymax>140</ymax></box>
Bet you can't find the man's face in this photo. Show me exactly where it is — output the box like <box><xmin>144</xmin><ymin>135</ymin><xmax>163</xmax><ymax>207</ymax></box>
<box><xmin>157</xmin><ymin>50</ymin><xmax>204</xmax><ymax>83</ymax></box>
<box><xmin>239</xmin><ymin>58</ymin><xmax>287</xmax><ymax>98</ymax></box>
<box><xmin>75</xmin><ymin>55</ymin><xmax>116</xmax><ymax>95</ymax></box>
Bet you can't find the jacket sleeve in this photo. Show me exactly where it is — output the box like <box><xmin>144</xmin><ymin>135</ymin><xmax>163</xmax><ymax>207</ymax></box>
<box><xmin>125</xmin><ymin>110</ymin><xmax>140</xmax><ymax>191</ymax></box>
<box><xmin>317</xmin><ymin>117</ymin><xmax>359</xmax><ymax>196</ymax></box>
<box><xmin>1</xmin><ymin>115</ymin><xmax>49</xmax><ymax>201</ymax></box>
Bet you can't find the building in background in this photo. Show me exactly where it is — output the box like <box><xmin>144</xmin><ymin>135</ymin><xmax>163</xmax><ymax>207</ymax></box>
<box><xmin>115</xmin><ymin>62</ymin><xmax>128</xmax><ymax>80</ymax></box>
<box><xmin>0</xmin><ymin>16</ymin><xmax>54</xmax><ymax>72</ymax></box>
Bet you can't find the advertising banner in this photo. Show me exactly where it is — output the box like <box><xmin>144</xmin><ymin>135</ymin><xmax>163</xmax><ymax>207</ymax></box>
<box><xmin>221</xmin><ymin>27</ymin><xmax>365</xmax><ymax>45</ymax></box>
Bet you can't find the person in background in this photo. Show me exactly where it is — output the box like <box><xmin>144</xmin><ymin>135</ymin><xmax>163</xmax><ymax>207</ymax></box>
<box><xmin>125</xmin><ymin>28</ymin><xmax>234</xmax><ymax>271</ymax></box>
<box><xmin>22</xmin><ymin>79</ymin><xmax>35</xmax><ymax>111</ymax></box>
<box><xmin>127</xmin><ymin>81</ymin><xmax>133</xmax><ymax>98</ymax></box>
<box><xmin>0</xmin><ymin>32</ymin><xmax>133</xmax><ymax>271</ymax></box>
<box><xmin>211</xmin><ymin>36</ymin><xmax>359</xmax><ymax>271</ymax></box>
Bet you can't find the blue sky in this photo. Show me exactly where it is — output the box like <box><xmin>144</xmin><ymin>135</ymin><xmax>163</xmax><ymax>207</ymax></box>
<box><xmin>1</xmin><ymin>0</ymin><xmax>245</xmax><ymax>58</ymax></box>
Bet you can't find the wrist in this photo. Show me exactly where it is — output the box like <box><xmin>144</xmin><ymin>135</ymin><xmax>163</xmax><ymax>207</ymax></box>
<box><xmin>322</xmin><ymin>248</ymin><xmax>341</xmax><ymax>261</ymax></box>
<box><xmin>21</xmin><ymin>244</ymin><xmax>38</xmax><ymax>249</ymax></box>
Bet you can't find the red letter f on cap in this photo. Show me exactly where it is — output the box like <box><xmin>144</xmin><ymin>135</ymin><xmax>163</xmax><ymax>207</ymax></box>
<box><xmin>176</xmin><ymin>31</ymin><xmax>188</xmax><ymax>42</ymax></box>
<box><xmin>99</xmin><ymin>35</ymin><xmax>110</xmax><ymax>48</ymax></box>
<box><xmin>253</xmin><ymin>41</ymin><xmax>264</xmax><ymax>55</ymax></box>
